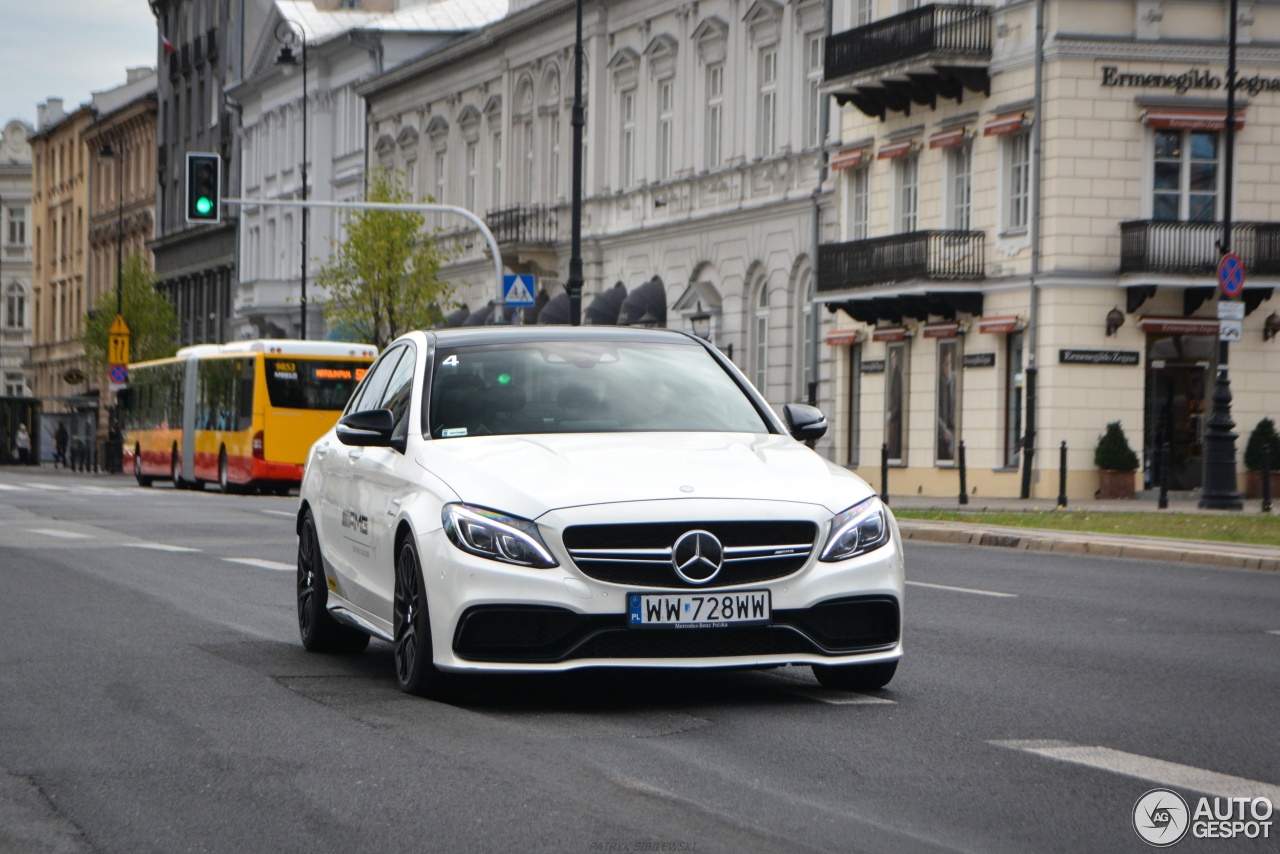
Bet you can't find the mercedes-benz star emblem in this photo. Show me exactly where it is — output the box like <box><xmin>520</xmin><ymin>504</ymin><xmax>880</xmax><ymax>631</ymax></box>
<box><xmin>671</xmin><ymin>530</ymin><xmax>724</xmax><ymax>584</ymax></box>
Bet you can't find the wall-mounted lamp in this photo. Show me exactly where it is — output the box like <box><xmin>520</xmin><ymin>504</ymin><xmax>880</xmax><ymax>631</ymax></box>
<box><xmin>1105</xmin><ymin>307</ymin><xmax>1125</xmax><ymax>337</ymax></box>
<box><xmin>1264</xmin><ymin>312</ymin><xmax>1280</xmax><ymax>342</ymax></box>
<box><xmin>690</xmin><ymin>310</ymin><xmax>712</xmax><ymax>340</ymax></box>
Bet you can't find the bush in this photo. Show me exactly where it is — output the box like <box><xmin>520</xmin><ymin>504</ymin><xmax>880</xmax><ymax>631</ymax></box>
<box><xmin>1244</xmin><ymin>418</ymin><xmax>1280</xmax><ymax>472</ymax></box>
<box><xmin>1094</xmin><ymin>421</ymin><xmax>1139</xmax><ymax>471</ymax></box>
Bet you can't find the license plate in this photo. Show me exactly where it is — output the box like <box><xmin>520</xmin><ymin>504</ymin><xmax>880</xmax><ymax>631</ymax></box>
<box><xmin>627</xmin><ymin>590</ymin><xmax>771</xmax><ymax>629</ymax></box>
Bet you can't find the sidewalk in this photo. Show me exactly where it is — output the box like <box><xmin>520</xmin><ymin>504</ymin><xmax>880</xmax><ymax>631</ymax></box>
<box><xmin>888</xmin><ymin>492</ymin><xmax>1280</xmax><ymax>573</ymax></box>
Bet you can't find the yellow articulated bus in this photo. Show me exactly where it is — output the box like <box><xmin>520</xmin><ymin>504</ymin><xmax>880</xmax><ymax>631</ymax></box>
<box><xmin>122</xmin><ymin>340</ymin><xmax>377</xmax><ymax>494</ymax></box>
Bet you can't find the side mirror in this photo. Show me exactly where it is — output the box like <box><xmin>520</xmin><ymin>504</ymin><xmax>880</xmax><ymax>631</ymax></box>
<box><xmin>336</xmin><ymin>408</ymin><xmax>396</xmax><ymax>447</ymax></box>
<box><xmin>783</xmin><ymin>403</ymin><xmax>827</xmax><ymax>443</ymax></box>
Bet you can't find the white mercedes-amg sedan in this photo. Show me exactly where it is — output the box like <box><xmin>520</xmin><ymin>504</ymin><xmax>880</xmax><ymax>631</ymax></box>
<box><xmin>296</xmin><ymin>326</ymin><xmax>903</xmax><ymax>699</ymax></box>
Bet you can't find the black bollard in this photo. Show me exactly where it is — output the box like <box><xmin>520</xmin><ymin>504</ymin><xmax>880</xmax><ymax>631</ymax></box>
<box><xmin>958</xmin><ymin>440</ymin><xmax>969</xmax><ymax>505</ymax></box>
<box><xmin>1263</xmin><ymin>446</ymin><xmax>1273</xmax><ymax>514</ymax></box>
<box><xmin>880</xmin><ymin>443</ymin><xmax>889</xmax><ymax>506</ymax></box>
<box><xmin>1158</xmin><ymin>442</ymin><xmax>1170</xmax><ymax>510</ymax></box>
<box><xmin>1057</xmin><ymin>440</ymin><xmax>1068</xmax><ymax>508</ymax></box>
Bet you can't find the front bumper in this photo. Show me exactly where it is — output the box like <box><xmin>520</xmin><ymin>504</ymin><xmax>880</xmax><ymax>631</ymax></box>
<box><xmin>417</xmin><ymin>498</ymin><xmax>905</xmax><ymax>673</ymax></box>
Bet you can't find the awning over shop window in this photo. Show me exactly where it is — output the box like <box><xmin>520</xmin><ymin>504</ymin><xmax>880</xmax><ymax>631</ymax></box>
<box><xmin>922</xmin><ymin>322</ymin><xmax>960</xmax><ymax>338</ymax></box>
<box><xmin>1143</xmin><ymin>108</ymin><xmax>1245</xmax><ymax>131</ymax></box>
<box><xmin>872</xmin><ymin>326</ymin><xmax>907</xmax><ymax>343</ymax></box>
<box><xmin>978</xmin><ymin>314</ymin><xmax>1024</xmax><ymax>334</ymax></box>
<box><xmin>983</xmin><ymin>113</ymin><xmax>1026</xmax><ymax>136</ymax></box>
<box><xmin>928</xmin><ymin>129</ymin><xmax>969</xmax><ymax>149</ymax></box>
<box><xmin>830</xmin><ymin>148</ymin><xmax>868</xmax><ymax>171</ymax></box>
<box><xmin>1138</xmin><ymin>316</ymin><xmax>1221</xmax><ymax>336</ymax></box>
<box><xmin>877</xmin><ymin>140</ymin><xmax>917</xmax><ymax>160</ymax></box>
<box><xmin>825</xmin><ymin>329</ymin><xmax>859</xmax><ymax>347</ymax></box>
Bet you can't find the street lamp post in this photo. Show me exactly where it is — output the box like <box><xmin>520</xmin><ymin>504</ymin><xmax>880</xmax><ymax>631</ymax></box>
<box><xmin>98</xmin><ymin>141</ymin><xmax>125</xmax><ymax>318</ymax></box>
<box><xmin>276</xmin><ymin>21</ymin><xmax>309</xmax><ymax>340</ymax></box>
<box><xmin>567</xmin><ymin>0</ymin><xmax>585</xmax><ymax>326</ymax></box>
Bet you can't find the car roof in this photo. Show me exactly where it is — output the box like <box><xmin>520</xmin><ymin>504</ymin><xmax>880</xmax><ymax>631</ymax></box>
<box><xmin>420</xmin><ymin>325</ymin><xmax>702</xmax><ymax>348</ymax></box>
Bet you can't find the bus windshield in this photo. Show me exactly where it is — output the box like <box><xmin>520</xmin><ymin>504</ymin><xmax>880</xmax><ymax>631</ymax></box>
<box><xmin>265</xmin><ymin>359</ymin><xmax>369</xmax><ymax>410</ymax></box>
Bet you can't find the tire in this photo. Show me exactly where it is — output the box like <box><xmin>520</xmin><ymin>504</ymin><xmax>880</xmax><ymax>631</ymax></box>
<box><xmin>296</xmin><ymin>510</ymin><xmax>370</xmax><ymax>654</ymax></box>
<box><xmin>393</xmin><ymin>537</ymin><xmax>454</xmax><ymax>699</ymax></box>
<box><xmin>812</xmin><ymin>660</ymin><xmax>898</xmax><ymax>692</ymax></box>
<box><xmin>134</xmin><ymin>446</ymin><xmax>153</xmax><ymax>487</ymax></box>
<box><xmin>218</xmin><ymin>448</ymin><xmax>235</xmax><ymax>494</ymax></box>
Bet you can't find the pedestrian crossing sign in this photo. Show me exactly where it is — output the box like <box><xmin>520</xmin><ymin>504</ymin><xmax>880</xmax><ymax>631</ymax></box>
<box><xmin>503</xmin><ymin>274</ymin><xmax>536</xmax><ymax>308</ymax></box>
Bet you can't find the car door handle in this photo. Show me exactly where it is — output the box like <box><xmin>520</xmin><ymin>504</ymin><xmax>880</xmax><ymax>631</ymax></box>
<box><xmin>388</xmin><ymin>498</ymin><xmax>402</xmax><ymax>516</ymax></box>
<box><xmin>347</xmin><ymin>448</ymin><xmax>363</xmax><ymax>461</ymax></box>
<box><xmin>315</xmin><ymin>443</ymin><xmax>329</xmax><ymax>458</ymax></box>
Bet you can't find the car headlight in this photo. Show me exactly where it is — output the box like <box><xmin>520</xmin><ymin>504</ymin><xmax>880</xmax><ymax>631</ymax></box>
<box><xmin>442</xmin><ymin>504</ymin><xmax>558</xmax><ymax>568</ymax></box>
<box><xmin>819</xmin><ymin>495</ymin><xmax>890</xmax><ymax>562</ymax></box>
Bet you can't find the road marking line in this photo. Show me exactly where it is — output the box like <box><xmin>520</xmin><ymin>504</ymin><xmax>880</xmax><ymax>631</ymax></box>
<box><xmin>0</xmin><ymin>484</ymin><xmax>21</xmax><ymax>491</ymax></box>
<box><xmin>122</xmin><ymin>543</ymin><xmax>201</xmax><ymax>553</ymax></box>
<box><xmin>21</xmin><ymin>483</ymin><xmax>68</xmax><ymax>491</ymax></box>
<box><xmin>1267</xmin><ymin>630</ymin><xmax>1280</xmax><ymax>637</ymax></box>
<box><xmin>992</xmin><ymin>740</ymin><xmax>1280</xmax><ymax>801</ymax></box>
<box><xmin>223</xmin><ymin>557</ymin><xmax>294</xmax><ymax>571</ymax></box>
<box><xmin>779</xmin><ymin>684</ymin><xmax>896</xmax><ymax>705</ymax></box>
<box><xmin>906</xmin><ymin>580</ymin><xmax>1017</xmax><ymax>598</ymax></box>
<box><xmin>261</xmin><ymin>510</ymin><xmax>295</xmax><ymax>518</ymax></box>
<box><xmin>28</xmin><ymin>529</ymin><xmax>92</xmax><ymax>540</ymax></box>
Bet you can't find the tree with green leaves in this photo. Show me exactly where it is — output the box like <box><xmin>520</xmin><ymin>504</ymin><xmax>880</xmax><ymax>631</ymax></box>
<box><xmin>79</xmin><ymin>252</ymin><xmax>180</xmax><ymax>368</ymax></box>
<box><xmin>316</xmin><ymin>170</ymin><xmax>454</xmax><ymax>349</ymax></box>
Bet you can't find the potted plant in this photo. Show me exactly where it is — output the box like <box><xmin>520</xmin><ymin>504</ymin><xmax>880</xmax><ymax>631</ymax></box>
<box><xmin>1244</xmin><ymin>417</ymin><xmax>1280</xmax><ymax>499</ymax></box>
<box><xmin>1095</xmin><ymin>421</ymin><xmax>1139</xmax><ymax>499</ymax></box>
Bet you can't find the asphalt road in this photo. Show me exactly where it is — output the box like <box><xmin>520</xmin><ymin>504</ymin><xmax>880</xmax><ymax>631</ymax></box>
<box><xmin>0</xmin><ymin>467</ymin><xmax>1277</xmax><ymax>853</ymax></box>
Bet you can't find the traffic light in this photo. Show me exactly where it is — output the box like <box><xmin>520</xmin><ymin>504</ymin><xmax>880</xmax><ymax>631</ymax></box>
<box><xmin>186</xmin><ymin>152</ymin><xmax>221</xmax><ymax>224</ymax></box>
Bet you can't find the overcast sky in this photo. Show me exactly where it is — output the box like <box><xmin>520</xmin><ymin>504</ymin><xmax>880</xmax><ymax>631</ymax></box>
<box><xmin>1</xmin><ymin>1</ymin><xmax>158</xmax><ymax>128</ymax></box>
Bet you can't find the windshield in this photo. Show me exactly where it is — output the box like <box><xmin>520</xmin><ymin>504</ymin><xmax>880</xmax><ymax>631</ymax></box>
<box><xmin>428</xmin><ymin>340</ymin><xmax>770</xmax><ymax>438</ymax></box>
<box><xmin>265</xmin><ymin>358</ymin><xmax>371</xmax><ymax>411</ymax></box>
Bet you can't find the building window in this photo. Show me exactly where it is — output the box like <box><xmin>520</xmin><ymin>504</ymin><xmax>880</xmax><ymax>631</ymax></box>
<box><xmin>1004</xmin><ymin>330</ymin><xmax>1024</xmax><ymax>468</ymax></box>
<box><xmin>898</xmin><ymin>156</ymin><xmax>919</xmax><ymax>233</ymax></box>
<box><xmin>885</xmin><ymin>342</ymin><xmax>907</xmax><ymax>463</ymax></box>
<box><xmin>657</xmin><ymin>79</ymin><xmax>674</xmax><ymax>181</ymax></box>
<box><xmin>806</xmin><ymin>34</ymin><xmax>824</xmax><ymax>150</ymax></box>
<box><xmin>936</xmin><ymin>339</ymin><xmax>959</xmax><ymax>463</ymax></box>
<box><xmin>758</xmin><ymin>47</ymin><xmax>777</xmax><ymax>157</ymax></box>
<box><xmin>949</xmin><ymin>144</ymin><xmax>972</xmax><ymax>230</ymax></box>
<box><xmin>490</xmin><ymin>130</ymin><xmax>502</xmax><ymax>209</ymax></box>
<box><xmin>848</xmin><ymin>167</ymin><xmax>869</xmax><ymax>240</ymax></box>
<box><xmin>846</xmin><ymin>344</ymin><xmax>861</xmax><ymax>466</ymax></box>
<box><xmin>706</xmin><ymin>63</ymin><xmax>723</xmax><ymax>169</ymax></box>
<box><xmin>856</xmin><ymin>0</ymin><xmax>874</xmax><ymax>26</ymax></box>
<box><xmin>434</xmin><ymin>150</ymin><xmax>447</xmax><ymax>227</ymax></box>
<box><xmin>754</xmin><ymin>277</ymin><xmax>770</xmax><ymax>395</ymax></box>
<box><xmin>465</xmin><ymin>140</ymin><xmax>477</xmax><ymax>213</ymax></box>
<box><xmin>799</xmin><ymin>271</ymin><xmax>814</xmax><ymax>399</ymax></box>
<box><xmin>547</xmin><ymin>114</ymin><xmax>561</xmax><ymax>202</ymax></box>
<box><xmin>1153</xmin><ymin>130</ymin><xmax>1219</xmax><ymax>221</ymax></box>
<box><xmin>1005</xmin><ymin>130</ymin><xmax>1030</xmax><ymax>232</ymax></box>
<box><xmin>7</xmin><ymin>207</ymin><xmax>24</xmax><ymax>245</ymax></box>
<box><xmin>620</xmin><ymin>89</ymin><xmax>636</xmax><ymax>188</ymax></box>
<box><xmin>404</xmin><ymin>160</ymin><xmax>416</xmax><ymax>202</ymax></box>
<box><xmin>5</xmin><ymin>284</ymin><xmax>26</xmax><ymax>328</ymax></box>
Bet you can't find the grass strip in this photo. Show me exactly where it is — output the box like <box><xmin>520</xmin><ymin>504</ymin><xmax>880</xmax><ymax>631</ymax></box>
<box><xmin>893</xmin><ymin>509</ymin><xmax>1280</xmax><ymax>547</ymax></box>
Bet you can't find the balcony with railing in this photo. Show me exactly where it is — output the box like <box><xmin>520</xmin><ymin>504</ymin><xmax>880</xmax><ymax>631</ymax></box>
<box><xmin>1120</xmin><ymin>220</ymin><xmax>1280</xmax><ymax>276</ymax></box>
<box><xmin>485</xmin><ymin>204</ymin><xmax>559</xmax><ymax>271</ymax></box>
<box><xmin>818</xmin><ymin>230</ymin><xmax>985</xmax><ymax>293</ymax></box>
<box><xmin>825</xmin><ymin>4</ymin><xmax>992</xmax><ymax>120</ymax></box>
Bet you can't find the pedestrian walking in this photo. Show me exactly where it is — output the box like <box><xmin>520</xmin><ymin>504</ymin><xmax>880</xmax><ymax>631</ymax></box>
<box><xmin>55</xmin><ymin>422</ymin><xmax>69</xmax><ymax>468</ymax></box>
<box><xmin>15</xmin><ymin>423</ymin><xmax>32</xmax><ymax>465</ymax></box>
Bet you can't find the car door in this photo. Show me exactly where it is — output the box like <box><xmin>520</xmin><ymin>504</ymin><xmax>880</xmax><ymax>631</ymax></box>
<box><xmin>320</xmin><ymin>347</ymin><xmax>404</xmax><ymax>604</ymax></box>
<box><xmin>341</xmin><ymin>344</ymin><xmax>415</xmax><ymax>616</ymax></box>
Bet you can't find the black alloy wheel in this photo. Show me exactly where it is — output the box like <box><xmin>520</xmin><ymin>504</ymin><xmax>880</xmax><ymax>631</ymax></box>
<box><xmin>811</xmin><ymin>660</ymin><xmax>898</xmax><ymax>692</ymax></box>
<box><xmin>393</xmin><ymin>537</ymin><xmax>454</xmax><ymax>699</ymax></box>
<box><xmin>134</xmin><ymin>446</ymin><xmax>152</xmax><ymax>487</ymax></box>
<box><xmin>296</xmin><ymin>510</ymin><xmax>369</xmax><ymax>654</ymax></box>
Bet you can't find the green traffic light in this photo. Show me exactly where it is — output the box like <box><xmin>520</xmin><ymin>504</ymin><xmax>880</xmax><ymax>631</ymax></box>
<box><xmin>195</xmin><ymin>197</ymin><xmax>214</xmax><ymax>216</ymax></box>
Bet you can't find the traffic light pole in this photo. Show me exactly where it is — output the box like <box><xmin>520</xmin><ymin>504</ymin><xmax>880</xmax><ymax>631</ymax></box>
<box><xmin>220</xmin><ymin>197</ymin><xmax>506</xmax><ymax>308</ymax></box>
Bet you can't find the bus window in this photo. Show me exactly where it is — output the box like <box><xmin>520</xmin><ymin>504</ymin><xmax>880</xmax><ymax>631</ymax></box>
<box><xmin>265</xmin><ymin>359</ymin><xmax>367</xmax><ymax>410</ymax></box>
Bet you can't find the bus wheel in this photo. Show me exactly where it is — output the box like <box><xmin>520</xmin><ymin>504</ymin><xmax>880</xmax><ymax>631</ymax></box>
<box><xmin>171</xmin><ymin>450</ymin><xmax>184</xmax><ymax>489</ymax></box>
<box><xmin>218</xmin><ymin>448</ymin><xmax>236</xmax><ymax>494</ymax></box>
<box><xmin>134</xmin><ymin>447</ymin><xmax>153</xmax><ymax>487</ymax></box>
<box><xmin>297</xmin><ymin>510</ymin><xmax>369</xmax><ymax>654</ymax></box>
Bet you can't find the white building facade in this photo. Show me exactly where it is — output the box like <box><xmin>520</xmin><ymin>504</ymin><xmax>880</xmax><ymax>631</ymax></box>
<box><xmin>231</xmin><ymin>0</ymin><xmax>507</xmax><ymax>341</ymax></box>
<box><xmin>821</xmin><ymin>0</ymin><xmax>1280</xmax><ymax>501</ymax></box>
<box><xmin>360</xmin><ymin>0</ymin><xmax>844</xmax><ymax>438</ymax></box>
<box><xmin>0</xmin><ymin>119</ymin><xmax>34</xmax><ymax>399</ymax></box>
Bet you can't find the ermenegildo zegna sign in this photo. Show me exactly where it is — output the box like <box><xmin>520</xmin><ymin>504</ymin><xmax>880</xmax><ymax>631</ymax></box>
<box><xmin>1101</xmin><ymin>65</ymin><xmax>1280</xmax><ymax>95</ymax></box>
<box><xmin>1060</xmin><ymin>349</ymin><xmax>1141</xmax><ymax>366</ymax></box>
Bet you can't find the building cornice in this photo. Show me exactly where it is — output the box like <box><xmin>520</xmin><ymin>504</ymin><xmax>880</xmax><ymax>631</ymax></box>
<box><xmin>1049</xmin><ymin>35</ymin><xmax>1280</xmax><ymax>66</ymax></box>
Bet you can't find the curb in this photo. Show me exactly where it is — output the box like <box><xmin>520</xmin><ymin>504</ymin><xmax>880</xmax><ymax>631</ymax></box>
<box><xmin>897</xmin><ymin>521</ymin><xmax>1280</xmax><ymax>573</ymax></box>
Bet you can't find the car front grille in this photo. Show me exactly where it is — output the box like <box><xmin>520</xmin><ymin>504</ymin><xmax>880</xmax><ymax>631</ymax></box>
<box><xmin>562</xmin><ymin>520</ymin><xmax>818</xmax><ymax>589</ymax></box>
<box><xmin>452</xmin><ymin>596</ymin><xmax>899</xmax><ymax>663</ymax></box>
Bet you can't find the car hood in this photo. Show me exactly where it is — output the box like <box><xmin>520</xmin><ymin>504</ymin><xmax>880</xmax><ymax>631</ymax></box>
<box><xmin>414</xmin><ymin>432</ymin><xmax>874</xmax><ymax>521</ymax></box>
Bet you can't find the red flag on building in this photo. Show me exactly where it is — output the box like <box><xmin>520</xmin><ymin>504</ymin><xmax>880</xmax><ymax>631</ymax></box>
<box><xmin>162</xmin><ymin>35</ymin><xmax>176</xmax><ymax>55</ymax></box>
